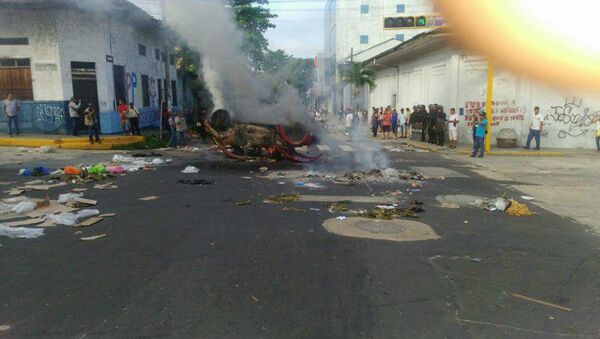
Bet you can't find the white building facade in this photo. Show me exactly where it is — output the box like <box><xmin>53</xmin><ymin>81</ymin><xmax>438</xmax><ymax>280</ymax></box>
<box><xmin>322</xmin><ymin>0</ymin><xmax>441</xmax><ymax>112</ymax></box>
<box><xmin>0</xmin><ymin>0</ymin><xmax>180</xmax><ymax>134</ymax></box>
<box><xmin>365</xmin><ymin>30</ymin><xmax>600</xmax><ymax>149</ymax></box>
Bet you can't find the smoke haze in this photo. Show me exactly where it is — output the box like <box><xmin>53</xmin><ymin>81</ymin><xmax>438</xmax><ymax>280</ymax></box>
<box><xmin>165</xmin><ymin>0</ymin><xmax>309</xmax><ymax>125</ymax></box>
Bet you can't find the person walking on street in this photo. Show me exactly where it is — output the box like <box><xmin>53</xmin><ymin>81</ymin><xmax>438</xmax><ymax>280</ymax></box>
<box><xmin>435</xmin><ymin>106</ymin><xmax>447</xmax><ymax>146</ymax></box>
<box><xmin>68</xmin><ymin>97</ymin><xmax>82</xmax><ymax>136</ymax></box>
<box><xmin>117</xmin><ymin>100</ymin><xmax>129</xmax><ymax>135</ymax></box>
<box><xmin>471</xmin><ymin>113</ymin><xmax>488</xmax><ymax>158</ymax></box>
<box><xmin>391</xmin><ymin>108</ymin><xmax>399</xmax><ymax>140</ymax></box>
<box><xmin>84</xmin><ymin>103</ymin><xmax>101</xmax><ymax>144</ymax></box>
<box><xmin>447</xmin><ymin>108</ymin><xmax>459</xmax><ymax>148</ymax></box>
<box><xmin>127</xmin><ymin>103</ymin><xmax>141</xmax><ymax>136</ymax></box>
<box><xmin>525</xmin><ymin>106</ymin><xmax>544</xmax><ymax>150</ymax></box>
<box><xmin>344</xmin><ymin>109</ymin><xmax>354</xmax><ymax>136</ymax></box>
<box><xmin>175</xmin><ymin>112</ymin><xmax>188</xmax><ymax>146</ymax></box>
<box><xmin>399</xmin><ymin>108</ymin><xmax>407</xmax><ymax>138</ymax></box>
<box><xmin>371</xmin><ymin>108</ymin><xmax>380</xmax><ymax>137</ymax></box>
<box><xmin>3</xmin><ymin>94</ymin><xmax>20</xmax><ymax>137</ymax></box>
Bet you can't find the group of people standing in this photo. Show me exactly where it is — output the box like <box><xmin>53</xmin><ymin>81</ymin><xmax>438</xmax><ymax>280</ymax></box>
<box><xmin>370</xmin><ymin>106</ymin><xmax>410</xmax><ymax>140</ymax></box>
<box><xmin>68</xmin><ymin>97</ymin><xmax>102</xmax><ymax>144</ymax></box>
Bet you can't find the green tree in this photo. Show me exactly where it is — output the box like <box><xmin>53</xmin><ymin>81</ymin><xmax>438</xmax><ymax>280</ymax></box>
<box><xmin>263</xmin><ymin>49</ymin><xmax>314</xmax><ymax>102</ymax></box>
<box><xmin>175</xmin><ymin>45</ymin><xmax>214</xmax><ymax>115</ymax></box>
<box><xmin>230</xmin><ymin>0</ymin><xmax>277</xmax><ymax>69</ymax></box>
<box><xmin>340</xmin><ymin>62</ymin><xmax>376</xmax><ymax>109</ymax></box>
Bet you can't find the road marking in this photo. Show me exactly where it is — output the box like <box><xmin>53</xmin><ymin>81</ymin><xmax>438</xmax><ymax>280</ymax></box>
<box><xmin>339</xmin><ymin>145</ymin><xmax>354</xmax><ymax>152</ymax></box>
<box><xmin>317</xmin><ymin>145</ymin><xmax>331</xmax><ymax>152</ymax></box>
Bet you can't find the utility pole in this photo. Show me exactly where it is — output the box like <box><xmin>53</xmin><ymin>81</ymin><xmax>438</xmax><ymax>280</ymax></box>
<box><xmin>484</xmin><ymin>62</ymin><xmax>494</xmax><ymax>152</ymax></box>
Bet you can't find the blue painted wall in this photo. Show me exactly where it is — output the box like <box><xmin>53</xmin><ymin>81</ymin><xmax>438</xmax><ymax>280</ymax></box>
<box><xmin>0</xmin><ymin>101</ymin><xmax>69</xmax><ymax>134</ymax></box>
<box><xmin>99</xmin><ymin>107</ymin><xmax>161</xmax><ymax>134</ymax></box>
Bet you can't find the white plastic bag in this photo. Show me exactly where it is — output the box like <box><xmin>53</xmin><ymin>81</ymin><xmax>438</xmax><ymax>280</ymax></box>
<box><xmin>12</xmin><ymin>201</ymin><xmax>37</xmax><ymax>214</ymax></box>
<box><xmin>46</xmin><ymin>209</ymin><xmax>100</xmax><ymax>226</ymax></box>
<box><xmin>112</xmin><ymin>154</ymin><xmax>135</xmax><ymax>163</ymax></box>
<box><xmin>493</xmin><ymin>198</ymin><xmax>508</xmax><ymax>212</ymax></box>
<box><xmin>58</xmin><ymin>193</ymin><xmax>84</xmax><ymax>204</ymax></box>
<box><xmin>151</xmin><ymin>158</ymin><xmax>165</xmax><ymax>165</ymax></box>
<box><xmin>0</xmin><ymin>224</ymin><xmax>44</xmax><ymax>239</ymax></box>
<box><xmin>181</xmin><ymin>166</ymin><xmax>200</xmax><ymax>174</ymax></box>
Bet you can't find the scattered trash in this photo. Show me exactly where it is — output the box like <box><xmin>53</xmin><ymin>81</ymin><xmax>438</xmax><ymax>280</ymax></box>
<box><xmin>282</xmin><ymin>207</ymin><xmax>306</xmax><ymax>213</ymax></box>
<box><xmin>37</xmin><ymin>146</ymin><xmax>56</xmax><ymax>153</ymax></box>
<box><xmin>309</xmin><ymin>208</ymin><xmax>321</xmax><ymax>211</ymax></box>
<box><xmin>181</xmin><ymin>166</ymin><xmax>200</xmax><ymax>174</ymax></box>
<box><xmin>45</xmin><ymin>209</ymin><xmax>100</xmax><ymax>226</ymax></box>
<box><xmin>151</xmin><ymin>158</ymin><xmax>165</xmax><ymax>165</ymax></box>
<box><xmin>506</xmin><ymin>199</ymin><xmax>533</xmax><ymax>217</ymax></box>
<box><xmin>50</xmin><ymin>169</ymin><xmax>64</xmax><ymax>176</ymax></box>
<box><xmin>250</xmin><ymin>294</ymin><xmax>260</xmax><ymax>302</ymax></box>
<box><xmin>178</xmin><ymin>179</ymin><xmax>213</xmax><ymax>185</ymax></box>
<box><xmin>58</xmin><ymin>193</ymin><xmax>84</xmax><ymax>204</ymax></box>
<box><xmin>0</xmin><ymin>325</ymin><xmax>10</xmax><ymax>332</ymax></box>
<box><xmin>76</xmin><ymin>217</ymin><xmax>104</xmax><ymax>227</ymax></box>
<box><xmin>236</xmin><ymin>200</ymin><xmax>253</xmax><ymax>206</ymax></box>
<box><xmin>294</xmin><ymin>182</ymin><xmax>306</xmax><ymax>187</ymax></box>
<box><xmin>107</xmin><ymin>166</ymin><xmax>126</xmax><ymax>175</ymax></box>
<box><xmin>19</xmin><ymin>166</ymin><xmax>50</xmax><ymax>177</ymax></box>
<box><xmin>508</xmin><ymin>292</ymin><xmax>572</xmax><ymax>312</ymax></box>
<box><xmin>471</xmin><ymin>258</ymin><xmax>482</xmax><ymax>262</ymax></box>
<box><xmin>72</xmin><ymin>188</ymin><xmax>88</xmax><ymax>192</ymax></box>
<box><xmin>66</xmin><ymin>198</ymin><xmax>98</xmax><ymax>208</ymax></box>
<box><xmin>139</xmin><ymin>196</ymin><xmax>159</xmax><ymax>201</ymax></box>
<box><xmin>441</xmin><ymin>202</ymin><xmax>460</xmax><ymax>209</ymax></box>
<box><xmin>328</xmin><ymin>201</ymin><xmax>351</xmax><ymax>213</ymax></box>
<box><xmin>94</xmin><ymin>182</ymin><xmax>118</xmax><ymax>190</ymax></box>
<box><xmin>112</xmin><ymin>154</ymin><xmax>135</xmax><ymax>163</ymax></box>
<box><xmin>88</xmin><ymin>164</ymin><xmax>107</xmax><ymax>175</ymax></box>
<box><xmin>358</xmin><ymin>206</ymin><xmax>421</xmax><ymax>220</ymax></box>
<box><xmin>0</xmin><ymin>224</ymin><xmax>45</xmax><ymax>239</ymax></box>
<box><xmin>24</xmin><ymin>182</ymin><xmax>67</xmax><ymax>191</ymax></box>
<box><xmin>264</xmin><ymin>193</ymin><xmax>300</xmax><ymax>204</ymax></box>
<box><xmin>99</xmin><ymin>213</ymin><xmax>116</xmax><ymax>218</ymax></box>
<box><xmin>493</xmin><ymin>198</ymin><xmax>509</xmax><ymax>212</ymax></box>
<box><xmin>259</xmin><ymin>167</ymin><xmax>269</xmax><ymax>173</ymax></box>
<box><xmin>0</xmin><ymin>181</ymin><xmax>16</xmax><ymax>186</ymax></box>
<box><xmin>132</xmin><ymin>152</ymin><xmax>162</xmax><ymax>157</ymax></box>
<box><xmin>521</xmin><ymin>195</ymin><xmax>535</xmax><ymax>201</ymax></box>
<box><xmin>336</xmin><ymin>216</ymin><xmax>347</xmax><ymax>221</ymax></box>
<box><xmin>63</xmin><ymin>166</ymin><xmax>81</xmax><ymax>176</ymax></box>
<box><xmin>242</xmin><ymin>176</ymin><xmax>252</xmax><ymax>179</ymax></box>
<box><xmin>12</xmin><ymin>201</ymin><xmax>37</xmax><ymax>214</ymax></box>
<box><xmin>3</xmin><ymin>218</ymin><xmax>45</xmax><ymax>227</ymax></box>
<box><xmin>80</xmin><ymin>234</ymin><xmax>107</xmax><ymax>241</ymax></box>
<box><xmin>464</xmin><ymin>221</ymin><xmax>469</xmax><ymax>224</ymax></box>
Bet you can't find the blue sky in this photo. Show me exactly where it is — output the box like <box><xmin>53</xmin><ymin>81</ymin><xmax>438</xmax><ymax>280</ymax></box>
<box><xmin>265</xmin><ymin>0</ymin><xmax>326</xmax><ymax>58</ymax></box>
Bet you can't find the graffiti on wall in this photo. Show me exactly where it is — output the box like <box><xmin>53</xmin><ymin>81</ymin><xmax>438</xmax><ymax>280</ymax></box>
<box><xmin>125</xmin><ymin>72</ymin><xmax>138</xmax><ymax>105</ymax></box>
<box><xmin>547</xmin><ymin>97</ymin><xmax>599</xmax><ymax>138</ymax></box>
<box><xmin>465</xmin><ymin>100</ymin><xmax>527</xmax><ymax>127</ymax></box>
<box><xmin>34</xmin><ymin>104</ymin><xmax>65</xmax><ymax>132</ymax></box>
<box><xmin>149</xmin><ymin>76</ymin><xmax>157</xmax><ymax>107</ymax></box>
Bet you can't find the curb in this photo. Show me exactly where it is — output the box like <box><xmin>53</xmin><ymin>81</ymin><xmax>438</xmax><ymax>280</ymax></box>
<box><xmin>0</xmin><ymin>136</ymin><xmax>145</xmax><ymax>150</ymax></box>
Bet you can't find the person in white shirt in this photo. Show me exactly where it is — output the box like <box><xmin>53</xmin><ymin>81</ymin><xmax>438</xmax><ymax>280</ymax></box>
<box><xmin>344</xmin><ymin>109</ymin><xmax>354</xmax><ymax>135</ymax></box>
<box><xmin>525</xmin><ymin>106</ymin><xmax>544</xmax><ymax>150</ymax></box>
<box><xmin>447</xmin><ymin>108</ymin><xmax>459</xmax><ymax>148</ymax></box>
<box><xmin>68</xmin><ymin>97</ymin><xmax>82</xmax><ymax>136</ymax></box>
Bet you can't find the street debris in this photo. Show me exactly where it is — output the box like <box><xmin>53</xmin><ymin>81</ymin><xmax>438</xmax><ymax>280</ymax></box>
<box><xmin>250</xmin><ymin>294</ymin><xmax>260</xmax><ymax>302</ymax></box>
<box><xmin>76</xmin><ymin>217</ymin><xmax>104</xmax><ymax>227</ymax></box>
<box><xmin>46</xmin><ymin>209</ymin><xmax>100</xmax><ymax>226</ymax></box>
<box><xmin>18</xmin><ymin>166</ymin><xmax>50</xmax><ymax>177</ymax></box>
<box><xmin>139</xmin><ymin>196</ymin><xmax>159</xmax><ymax>201</ymax></box>
<box><xmin>181</xmin><ymin>166</ymin><xmax>200</xmax><ymax>174</ymax></box>
<box><xmin>358</xmin><ymin>206</ymin><xmax>420</xmax><ymax>220</ymax></box>
<box><xmin>12</xmin><ymin>201</ymin><xmax>37</xmax><ymax>214</ymax></box>
<box><xmin>259</xmin><ymin>167</ymin><xmax>269</xmax><ymax>173</ymax></box>
<box><xmin>72</xmin><ymin>188</ymin><xmax>88</xmax><ymax>192</ymax></box>
<box><xmin>63</xmin><ymin>166</ymin><xmax>81</xmax><ymax>176</ymax></box>
<box><xmin>282</xmin><ymin>206</ymin><xmax>306</xmax><ymax>213</ymax></box>
<box><xmin>178</xmin><ymin>179</ymin><xmax>213</xmax><ymax>185</ymax></box>
<box><xmin>99</xmin><ymin>213</ymin><xmax>116</xmax><ymax>218</ymax></box>
<box><xmin>4</xmin><ymin>218</ymin><xmax>45</xmax><ymax>227</ymax></box>
<box><xmin>328</xmin><ymin>201</ymin><xmax>350</xmax><ymax>213</ymax></box>
<box><xmin>336</xmin><ymin>216</ymin><xmax>347</xmax><ymax>221</ymax></box>
<box><xmin>94</xmin><ymin>182</ymin><xmax>118</xmax><ymax>190</ymax></box>
<box><xmin>58</xmin><ymin>193</ymin><xmax>84</xmax><ymax>204</ymax></box>
<box><xmin>236</xmin><ymin>200</ymin><xmax>253</xmax><ymax>206</ymax></box>
<box><xmin>506</xmin><ymin>199</ymin><xmax>534</xmax><ymax>217</ymax></box>
<box><xmin>0</xmin><ymin>325</ymin><xmax>10</xmax><ymax>332</ymax></box>
<box><xmin>264</xmin><ymin>193</ymin><xmax>300</xmax><ymax>204</ymax></box>
<box><xmin>521</xmin><ymin>195</ymin><xmax>535</xmax><ymax>201</ymax></box>
<box><xmin>132</xmin><ymin>152</ymin><xmax>162</xmax><ymax>157</ymax></box>
<box><xmin>80</xmin><ymin>234</ymin><xmax>107</xmax><ymax>241</ymax></box>
<box><xmin>508</xmin><ymin>292</ymin><xmax>572</xmax><ymax>312</ymax></box>
<box><xmin>0</xmin><ymin>224</ymin><xmax>45</xmax><ymax>239</ymax></box>
<box><xmin>37</xmin><ymin>146</ymin><xmax>56</xmax><ymax>153</ymax></box>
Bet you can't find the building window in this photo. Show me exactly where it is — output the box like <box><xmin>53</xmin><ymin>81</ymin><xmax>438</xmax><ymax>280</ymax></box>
<box><xmin>395</xmin><ymin>34</ymin><xmax>405</xmax><ymax>42</ymax></box>
<box><xmin>396</xmin><ymin>4</ymin><xmax>405</xmax><ymax>13</ymax></box>
<box><xmin>155</xmin><ymin>48</ymin><xmax>160</xmax><ymax>60</ymax></box>
<box><xmin>141</xmin><ymin>74</ymin><xmax>150</xmax><ymax>107</ymax></box>
<box><xmin>0</xmin><ymin>58</ymin><xmax>33</xmax><ymax>100</ymax></box>
<box><xmin>161</xmin><ymin>52</ymin><xmax>167</xmax><ymax>62</ymax></box>
<box><xmin>0</xmin><ymin>38</ymin><xmax>29</xmax><ymax>45</ymax></box>
<box><xmin>360</xmin><ymin>4</ymin><xmax>369</xmax><ymax>14</ymax></box>
<box><xmin>171</xmin><ymin>80</ymin><xmax>178</xmax><ymax>106</ymax></box>
<box><xmin>169</xmin><ymin>54</ymin><xmax>175</xmax><ymax>66</ymax></box>
<box><xmin>360</xmin><ymin>35</ymin><xmax>369</xmax><ymax>44</ymax></box>
<box><xmin>138</xmin><ymin>44</ymin><xmax>147</xmax><ymax>56</ymax></box>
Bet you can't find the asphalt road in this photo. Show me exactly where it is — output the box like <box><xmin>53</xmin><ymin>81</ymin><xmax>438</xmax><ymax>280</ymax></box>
<box><xmin>0</xmin><ymin>144</ymin><xmax>599</xmax><ymax>338</ymax></box>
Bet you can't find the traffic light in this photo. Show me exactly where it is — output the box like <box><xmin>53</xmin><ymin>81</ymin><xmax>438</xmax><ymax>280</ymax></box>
<box><xmin>416</xmin><ymin>16</ymin><xmax>427</xmax><ymax>27</ymax></box>
<box><xmin>384</xmin><ymin>17</ymin><xmax>415</xmax><ymax>28</ymax></box>
<box><xmin>383</xmin><ymin>15</ymin><xmax>448</xmax><ymax>29</ymax></box>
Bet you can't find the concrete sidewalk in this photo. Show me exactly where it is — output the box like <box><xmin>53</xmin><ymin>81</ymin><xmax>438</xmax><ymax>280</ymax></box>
<box><xmin>0</xmin><ymin>134</ymin><xmax>145</xmax><ymax>150</ymax></box>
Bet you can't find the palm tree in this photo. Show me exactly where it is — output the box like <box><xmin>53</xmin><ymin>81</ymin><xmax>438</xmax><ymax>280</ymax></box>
<box><xmin>340</xmin><ymin>62</ymin><xmax>377</xmax><ymax>109</ymax></box>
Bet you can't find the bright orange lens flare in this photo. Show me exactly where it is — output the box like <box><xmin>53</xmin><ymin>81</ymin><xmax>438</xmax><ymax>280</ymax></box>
<box><xmin>436</xmin><ymin>0</ymin><xmax>600</xmax><ymax>89</ymax></box>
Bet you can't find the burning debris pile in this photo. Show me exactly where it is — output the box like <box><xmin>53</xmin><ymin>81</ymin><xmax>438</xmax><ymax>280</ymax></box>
<box><xmin>306</xmin><ymin>168</ymin><xmax>425</xmax><ymax>185</ymax></box>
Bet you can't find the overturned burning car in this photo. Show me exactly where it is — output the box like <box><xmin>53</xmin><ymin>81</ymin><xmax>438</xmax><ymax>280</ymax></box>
<box><xmin>204</xmin><ymin>109</ymin><xmax>321</xmax><ymax>163</ymax></box>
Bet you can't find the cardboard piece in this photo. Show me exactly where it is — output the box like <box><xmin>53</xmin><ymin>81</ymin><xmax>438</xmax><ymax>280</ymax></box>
<box><xmin>4</xmin><ymin>218</ymin><xmax>45</xmax><ymax>227</ymax></box>
<box><xmin>36</xmin><ymin>220</ymin><xmax>56</xmax><ymax>228</ymax></box>
<box><xmin>99</xmin><ymin>213</ymin><xmax>116</xmax><ymax>218</ymax></box>
<box><xmin>80</xmin><ymin>234</ymin><xmax>107</xmax><ymax>241</ymax></box>
<box><xmin>26</xmin><ymin>201</ymin><xmax>75</xmax><ymax>218</ymax></box>
<box><xmin>23</xmin><ymin>182</ymin><xmax>68</xmax><ymax>191</ymax></box>
<box><xmin>66</xmin><ymin>198</ymin><xmax>98</xmax><ymax>208</ymax></box>
<box><xmin>72</xmin><ymin>188</ymin><xmax>88</xmax><ymax>192</ymax></box>
<box><xmin>76</xmin><ymin>217</ymin><xmax>104</xmax><ymax>227</ymax></box>
<box><xmin>94</xmin><ymin>182</ymin><xmax>118</xmax><ymax>190</ymax></box>
<box><xmin>139</xmin><ymin>196</ymin><xmax>159</xmax><ymax>201</ymax></box>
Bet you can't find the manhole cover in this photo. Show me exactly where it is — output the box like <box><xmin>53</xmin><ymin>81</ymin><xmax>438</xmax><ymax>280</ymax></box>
<box><xmin>322</xmin><ymin>217</ymin><xmax>440</xmax><ymax>242</ymax></box>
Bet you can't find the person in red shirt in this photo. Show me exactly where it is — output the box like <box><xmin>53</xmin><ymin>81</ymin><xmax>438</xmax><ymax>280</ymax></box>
<box><xmin>381</xmin><ymin>106</ymin><xmax>392</xmax><ymax>139</ymax></box>
<box><xmin>117</xmin><ymin>100</ymin><xmax>129</xmax><ymax>135</ymax></box>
